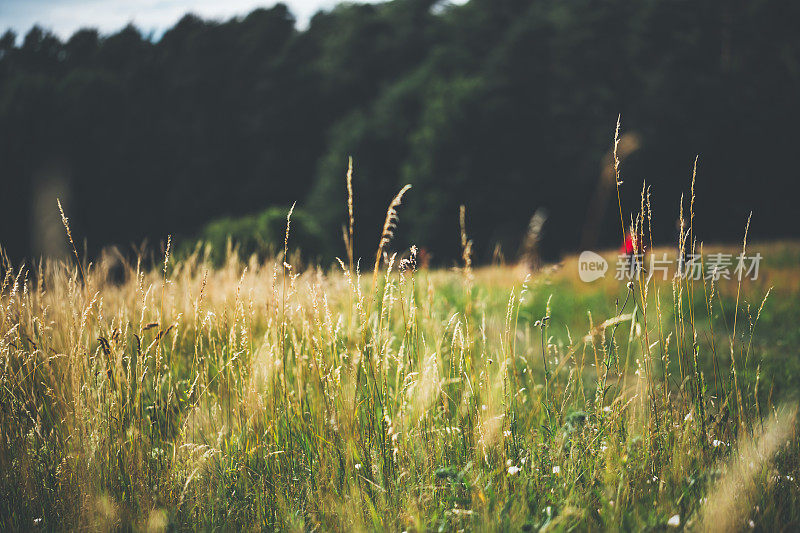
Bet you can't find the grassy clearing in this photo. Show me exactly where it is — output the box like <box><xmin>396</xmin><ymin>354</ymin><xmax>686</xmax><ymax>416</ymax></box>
<box><xmin>1</xmin><ymin>178</ymin><xmax>799</xmax><ymax>530</ymax></box>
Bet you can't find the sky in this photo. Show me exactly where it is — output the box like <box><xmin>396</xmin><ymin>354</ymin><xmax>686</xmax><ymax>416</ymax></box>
<box><xmin>0</xmin><ymin>0</ymin><xmax>379</xmax><ymax>40</ymax></box>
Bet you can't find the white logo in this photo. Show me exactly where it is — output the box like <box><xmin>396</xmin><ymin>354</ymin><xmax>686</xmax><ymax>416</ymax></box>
<box><xmin>578</xmin><ymin>251</ymin><xmax>608</xmax><ymax>282</ymax></box>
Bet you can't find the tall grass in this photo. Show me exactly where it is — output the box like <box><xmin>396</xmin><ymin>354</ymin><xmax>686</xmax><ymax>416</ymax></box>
<box><xmin>1</xmin><ymin>147</ymin><xmax>798</xmax><ymax>530</ymax></box>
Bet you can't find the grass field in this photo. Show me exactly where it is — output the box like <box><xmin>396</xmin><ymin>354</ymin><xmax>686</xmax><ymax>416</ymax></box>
<box><xmin>1</xmin><ymin>186</ymin><xmax>800</xmax><ymax>530</ymax></box>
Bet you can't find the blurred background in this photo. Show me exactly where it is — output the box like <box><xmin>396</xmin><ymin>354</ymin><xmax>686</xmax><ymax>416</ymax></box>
<box><xmin>1</xmin><ymin>0</ymin><xmax>798</xmax><ymax>266</ymax></box>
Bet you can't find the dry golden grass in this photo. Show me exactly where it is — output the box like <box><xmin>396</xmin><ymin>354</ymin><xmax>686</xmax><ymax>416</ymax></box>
<box><xmin>1</xmin><ymin>147</ymin><xmax>799</xmax><ymax>529</ymax></box>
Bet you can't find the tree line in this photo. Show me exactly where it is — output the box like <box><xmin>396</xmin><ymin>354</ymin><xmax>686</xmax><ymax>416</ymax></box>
<box><xmin>1</xmin><ymin>0</ymin><xmax>798</xmax><ymax>265</ymax></box>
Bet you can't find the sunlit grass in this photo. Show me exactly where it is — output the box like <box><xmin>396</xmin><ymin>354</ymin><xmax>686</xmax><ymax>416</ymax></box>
<box><xmin>1</xmin><ymin>180</ymin><xmax>799</xmax><ymax>530</ymax></box>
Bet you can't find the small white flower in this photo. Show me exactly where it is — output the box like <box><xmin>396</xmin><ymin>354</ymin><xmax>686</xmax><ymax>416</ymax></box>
<box><xmin>507</xmin><ymin>466</ymin><xmax>521</xmax><ymax>475</ymax></box>
<box><xmin>749</xmin><ymin>520</ymin><xmax>755</xmax><ymax>528</ymax></box>
<box><xmin>552</xmin><ymin>466</ymin><xmax>560</xmax><ymax>475</ymax></box>
<box><xmin>667</xmin><ymin>514</ymin><xmax>680</xmax><ymax>527</ymax></box>
<box><xmin>354</xmin><ymin>463</ymin><xmax>362</xmax><ymax>471</ymax></box>
<box><xmin>684</xmin><ymin>412</ymin><xmax>693</xmax><ymax>422</ymax></box>
<box><xmin>503</xmin><ymin>430</ymin><xmax>512</xmax><ymax>438</ymax></box>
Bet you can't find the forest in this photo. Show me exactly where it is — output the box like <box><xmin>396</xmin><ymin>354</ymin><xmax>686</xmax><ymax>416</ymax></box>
<box><xmin>1</xmin><ymin>0</ymin><xmax>798</xmax><ymax>264</ymax></box>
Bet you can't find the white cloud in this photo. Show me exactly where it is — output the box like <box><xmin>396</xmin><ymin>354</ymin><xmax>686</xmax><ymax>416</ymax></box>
<box><xmin>1</xmin><ymin>0</ymin><xmax>360</xmax><ymax>39</ymax></box>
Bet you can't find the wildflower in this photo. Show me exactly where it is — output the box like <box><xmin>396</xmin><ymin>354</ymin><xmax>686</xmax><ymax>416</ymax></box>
<box><xmin>667</xmin><ymin>514</ymin><xmax>680</xmax><ymax>527</ymax></box>
<box><xmin>507</xmin><ymin>466</ymin><xmax>521</xmax><ymax>475</ymax></box>
<box><xmin>354</xmin><ymin>463</ymin><xmax>362</xmax><ymax>471</ymax></box>
<box><xmin>552</xmin><ymin>466</ymin><xmax>560</xmax><ymax>475</ymax></box>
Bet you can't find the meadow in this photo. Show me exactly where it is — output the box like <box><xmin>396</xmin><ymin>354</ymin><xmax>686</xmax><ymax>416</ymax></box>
<box><xmin>1</xmin><ymin>173</ymin><xmax>799</xmax><ymax>531</ymax></box>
